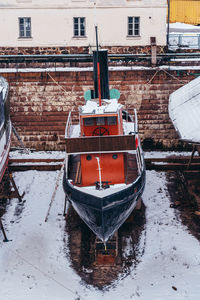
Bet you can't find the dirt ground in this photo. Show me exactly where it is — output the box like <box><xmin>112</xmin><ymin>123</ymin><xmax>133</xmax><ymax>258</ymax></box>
<box><xmin>167</xmin><ymin>170</ymin><xmax>200</xmax><ymax>242</ymax></box>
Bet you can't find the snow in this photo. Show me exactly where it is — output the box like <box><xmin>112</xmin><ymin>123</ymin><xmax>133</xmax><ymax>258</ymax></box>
<box><xmin>80</xmin><ymin>99</ymin><xmax>122</xmax><ymax>115</ymax></box>
<box><xmin>169</xmin><ymin>22</ymin><xmax>200</xmax><ymax>32</ymax></box>
<box><xmin>1</xmin><ymin>65</ymin><xmax>200</xmax><ymax>74</ymax></box>
<box><xmin>104</xmin><ymin>99</ymin><xmax>123</xmax><ymax>113</ymax></box>
<box><xmin>9</xmin><ymin>150</ymin><xmax>65</xmax><ymax>160</ymax></box>
<box><xmin>80</xmin><ymin>100</ymin><xmax>98</xmax><ymax>114</ymax></box>
<box><xmin>144</xmin><ymin>151</ymin><xmax>195</xmax><ymax>158</ymax></box>
<box><xmin>1</xmin><ymin>152</ymin><xmax>200</xmax><ymax>299</ymax></box>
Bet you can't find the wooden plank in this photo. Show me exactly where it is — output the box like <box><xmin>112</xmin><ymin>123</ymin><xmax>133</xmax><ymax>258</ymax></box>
<box><xmin>65</xmin><ymin>135</ymin><xmax>136</xmax><ymax>154</ymax></box>
<box><xmin>9</xmin><ymin>165</ymin><xmax>62</xmax><ymax>171</ymax></box>
<box><xmin>9</xmin><ymin>158</ymin><xmax>64</xmax><ymax>164</ymax></box>
<box><xmin>146</xmin><ymin>163</ymin><xmax>200</xmax><ymax>171</ymax></box>
<box><xmin>75</xmin><ymin>161</ymin><xmax>81</xmax><ymax>184</ymax></box>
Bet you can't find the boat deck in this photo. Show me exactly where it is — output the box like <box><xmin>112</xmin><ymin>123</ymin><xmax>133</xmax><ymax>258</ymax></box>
<box><xmin>68</xmin><ymin>153</ymin><xmax>138</xmax><ymax>187</ymax></box>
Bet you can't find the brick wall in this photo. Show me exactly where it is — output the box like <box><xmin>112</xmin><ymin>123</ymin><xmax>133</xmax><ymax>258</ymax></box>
<box><xmin>0</xmin><ymin>46</ymin><xmax>167</xmax><ymax>55</ymax></box>
<box><xmin>3</xmin><ymin>68</ymin><xmax>197</xmax><ymax>151</ymax></box>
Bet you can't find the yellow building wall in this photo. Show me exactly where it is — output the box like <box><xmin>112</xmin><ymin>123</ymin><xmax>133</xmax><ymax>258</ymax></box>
<box><xmin>169</xmin><ymin>0</ymin><xmax>200</xmax><ymax>25</ymax></box>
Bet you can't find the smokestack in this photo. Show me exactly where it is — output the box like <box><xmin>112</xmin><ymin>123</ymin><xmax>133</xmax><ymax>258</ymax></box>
<box><xmin>93</xmin><ymin>50</ymin><xmax>109</xmax><ymax>99</ymax></box>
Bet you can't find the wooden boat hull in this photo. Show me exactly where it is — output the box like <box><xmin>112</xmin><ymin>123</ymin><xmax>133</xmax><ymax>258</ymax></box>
<box><xmin>63</xmin><ymin>168</ymin><xmax>146</xmax><ymax>242</ymax></box>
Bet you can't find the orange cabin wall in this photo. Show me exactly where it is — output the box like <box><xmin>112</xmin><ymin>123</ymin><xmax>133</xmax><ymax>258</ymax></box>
<box><xmin>80</xmin><ymin>111</ymin><xmax>123</xmax><ymax>136</ymax></box>
<box><xmin>81</xmin><ymin>153</ymin><xmax>125</xmax><ymax>186</ymax></box>
<box><xmin>82</xmin><ymin>123</ymin><xmax>118</xmax><ymax>136</ymax></box>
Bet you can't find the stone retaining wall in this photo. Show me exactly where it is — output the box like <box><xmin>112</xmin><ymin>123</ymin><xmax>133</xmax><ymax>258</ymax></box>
<box><xmin>2</xmin><ymin>68</ymin><xmax>197</xmax><ymax>151</ymax></box>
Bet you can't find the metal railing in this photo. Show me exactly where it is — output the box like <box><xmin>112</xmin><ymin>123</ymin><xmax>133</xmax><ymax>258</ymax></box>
<box><xmin>169</xmin><ymin>33</ymin><xmax>200</xmax><ymax>49</ymax></box>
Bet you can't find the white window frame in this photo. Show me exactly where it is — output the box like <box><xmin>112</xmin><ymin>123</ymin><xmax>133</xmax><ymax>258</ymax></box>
<box><xmin>19</xmin><ymin>17</ymin><xmax>31</xmax><ymax>38</ymax></box>
<box><xmin>73</xmin><ymin>17</ymin><xmax>86</xmax><ymax>37</ymax></box>
<box><xmin>127</xmin><ymin>16</ymin><xmax>140</xmax><ymax>37</ymax></box>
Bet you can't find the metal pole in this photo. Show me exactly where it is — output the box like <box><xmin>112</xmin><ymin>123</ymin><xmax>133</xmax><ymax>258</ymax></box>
<box><xmin>167</xmin><ymin>0</ymin><xmax>170</xmax><ymax>47</ymax></box>
<box><xmin>95</xmin><ymin>26</ymin><xmax>102</xmax><ymax>106</ymax></box>
<box><xmin>63</xmin><ymin>196</ymin><xmax>68</xmax><ymax>216</ymax></box>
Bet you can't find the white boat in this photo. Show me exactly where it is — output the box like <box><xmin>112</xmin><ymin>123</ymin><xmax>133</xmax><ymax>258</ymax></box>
<box><xmin>0</xmin><ymin>76</ymin><xmax>11</xmax><ymax>182</ymax></box>
<box><xmin>169</xmin><ymin>76</ymin><xmax>200</xmax><ymax>144</ymax></box>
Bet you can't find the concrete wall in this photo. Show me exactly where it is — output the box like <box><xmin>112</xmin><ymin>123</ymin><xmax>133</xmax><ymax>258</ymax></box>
<box><xmin>2</xmin><ymin>67</ymin><xmax>196</xmax><ymax>151</ymax></box>
<box><xmin>0</xmin><ymin>0</ymin><xmax>167</xmax><ymax>47</ymax></box>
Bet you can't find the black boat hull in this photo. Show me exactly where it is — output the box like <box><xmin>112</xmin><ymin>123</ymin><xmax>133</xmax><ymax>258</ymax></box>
<box><xmin>63</xmin><ymin>169</ymin><xmax>146</xmax><ymax>242</ymax></box>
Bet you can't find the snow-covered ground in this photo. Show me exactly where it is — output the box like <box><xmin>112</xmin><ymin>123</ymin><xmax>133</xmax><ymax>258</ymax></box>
<box><xmin>0</xmin><ymin>152</ymin><xmax>200</xmax><ymax>300</ymax></box>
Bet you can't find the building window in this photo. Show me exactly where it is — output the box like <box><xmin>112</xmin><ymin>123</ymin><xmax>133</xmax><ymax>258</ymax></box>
<box><xmin>128</xmin><ymin>17</ymin><xmax>140</xmax><ymax>36</ymax></box>
<box><xmin>73</xmin><ymin>17</ymin><xmax>85</xmax><ymax>37</ymax></box>
<box><xmin>19</xmin><ymin>17</ymin><xmax>31</xmax><ymax>38</ymax></box>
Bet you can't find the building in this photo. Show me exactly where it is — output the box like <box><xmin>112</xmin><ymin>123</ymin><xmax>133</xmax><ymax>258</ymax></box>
<box><xmin>169</xmin><ymin>0</ymin><xmax>200</xmax><ymax>25</ymax></box>
<box><xmin>0</xmin><ymin>0</ymin><xmax>167</xmax><ymax>53</ymax></box>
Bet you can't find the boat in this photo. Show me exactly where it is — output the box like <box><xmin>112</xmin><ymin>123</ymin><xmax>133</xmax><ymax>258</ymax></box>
<box><xmin>63</xmin><ymin>33</ymin><xmax>145</xmax><ymax>243</ymax></box>
<box><xmin>169</xmin><ymin>75</ymin><xmax>200</xmax><ymax>144</ymax></box>
<box><xmin>0</xmin><ymin>76</ymin><xmax>11</xmax><ymax>182</ymax></box>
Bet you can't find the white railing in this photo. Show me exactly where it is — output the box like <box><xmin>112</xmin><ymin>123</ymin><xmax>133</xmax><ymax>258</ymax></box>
<box><xmin>65</xmin><ymin>111</ymin><xmax>72</xmax><ymax>138</ymax></box>
<box><xmin>65</xmin><ymin>111</ymin><xmax>80</xmax><ymax>138</ymax></box>
<box><xmin>134</xmin><ymin>108</ymin><xmax>138</xmax><ymax>133</ymax></box>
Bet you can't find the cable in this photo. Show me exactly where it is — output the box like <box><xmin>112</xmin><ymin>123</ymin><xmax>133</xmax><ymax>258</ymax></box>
<box><xmin>10</xmin><ymin>249</ymin><xmax>86</xmax><ymax>300</ymax></box>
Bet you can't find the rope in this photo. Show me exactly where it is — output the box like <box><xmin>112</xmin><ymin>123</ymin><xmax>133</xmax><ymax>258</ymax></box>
<box><xmin>145</xmin><ymin>67</ymin><xmax>187</xmax><ymax>85</ymax></box>
<box><xmin>47</xmin><ymin>72</ymin><xmax>69</xmax><ymax>95</ymax></box>
<box><xmin>12</xmin><ymin>124</ymin><xmax>29</xmax><ymax>154</ymax></box>
<box><xmin>161</xmin><ymin>67</ymin><xmax>186</xmax><ymax>84</ymax></box>
<box><xmin>10</xmin><ymin>249</ymin><xmax>86</xmax><ymax>300</ymax></box>
<box><xmin>45</xmin><ymin>158</ymin><xmax>66</xmax><ymax>222</ymax></box>
<box><xmin>146</xmin><ymin>69</ymin><xmax>161</xmax><ymax>85</ymax></box>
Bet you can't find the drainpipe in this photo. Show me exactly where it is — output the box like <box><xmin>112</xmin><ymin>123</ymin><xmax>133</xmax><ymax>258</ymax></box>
<box><xmin>167</xmin><ymin>0</ymin><xmax>170</xmax><ymax>47</ymax></box>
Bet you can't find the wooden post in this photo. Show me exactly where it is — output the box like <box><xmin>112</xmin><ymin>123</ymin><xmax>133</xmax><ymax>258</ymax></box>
<box><xmin>187</xmin><ymin>144</ymin><xmax>197</xmax><ymax>170</ymax></box>
<box><xmin>0</xmin><ymin>217</ymin><xmax>9</xmax><ymax>242</ymax></box>
<box><xmin>150</xmin><ymin>37</ymin><xmax>157</xmax><ymax>66</ymax></box>
<box><xmin>9</xmin><ymin>172</ymin><xmax>23</xmax><ymax>202</ymax></box>
<box><xmin>63</xmin><ymin>196</ymin><xmax>68</xmax><ymax>216</ymax></box>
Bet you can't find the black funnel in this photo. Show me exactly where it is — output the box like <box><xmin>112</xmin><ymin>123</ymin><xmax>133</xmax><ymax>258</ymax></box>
<box><xmin>93</xmin><ymin>50</ymin><xmax>109</xmax><ymax>99</ymax></box>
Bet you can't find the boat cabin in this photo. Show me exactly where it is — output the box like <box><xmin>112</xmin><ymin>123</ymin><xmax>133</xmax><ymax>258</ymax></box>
<box><xmin>79</xmin><ymin>102</ymin><xmax>124</xmax><ymax>187</ymax></box>
<box><xmin>66</xmin><ymin>100</ymin><xmax>139</xmax><ymax>189</ymax></box>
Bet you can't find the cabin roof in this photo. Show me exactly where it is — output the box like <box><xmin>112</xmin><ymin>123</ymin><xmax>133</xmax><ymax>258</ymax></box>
<box><xmin>79</xmin><ymin>99</ymin><xmax>123</xmax><ymax>115</ymax></box>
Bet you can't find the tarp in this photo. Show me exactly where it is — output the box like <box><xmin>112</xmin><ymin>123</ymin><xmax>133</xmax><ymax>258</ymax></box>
<box><xmin>169</xmin><ymin>76</ymin><xmax>200</xmax><ymax>144</ymax></box>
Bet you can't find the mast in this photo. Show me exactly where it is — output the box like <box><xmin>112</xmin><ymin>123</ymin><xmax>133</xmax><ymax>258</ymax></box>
<box><xmin>93</xmin><ymin>28</ymin><xmax>110</xmax><ymax>102</ymax></box>
<box><xmin>95</xmin><ymin>25</ymin><xmax>102</xmax><ymax>106</ymax></box>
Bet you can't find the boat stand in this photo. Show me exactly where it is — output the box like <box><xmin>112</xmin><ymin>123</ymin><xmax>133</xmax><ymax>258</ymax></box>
<box><xmin>94</xmin><ymin>232</ymin><xmax>118</xmax><ymax>266</ymax></box>
<box><xmin>0</xmin><ymin>169</ymin><xmax>24</xmax><ymax>203</ymax></box>
<box><xmin>8</xmin><ymin>171</ymin><xmax>25</xmax><ymax>202</ymax></box>
<box><xmin>187</xmin><ymin>144</ymin><xmax>200</xmax><ymax>170</ymax></box>
<box><xmin>0</xmin><ymin>217</ymin><xmax>9</xmax><ymax>242</ymax></box>
<box><xmin>63</xmin><ymin>195</ymin><xmax>68</xmax><ymax>216</ymax></box>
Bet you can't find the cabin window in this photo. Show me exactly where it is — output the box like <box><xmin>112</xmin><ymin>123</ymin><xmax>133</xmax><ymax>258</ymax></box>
<box><xmin>127</xmin><ymin>16</ymin><xmax>140</xmax><ymax>36</ymax></box>
<box><xmin>84</xmin><ymin>117</ymin><xmax>95</xmax><ymax>126</ymax></box>
<box><xmin>112</xmin><ymin>154</ymin><xmax>118</xmax><ymax>160</ymax></box>
<box><xmin>107</xmin><ymin>116</ymin><xmax>117</xmax><ymax>125</ymax></box>
<box><xmin>96</xmin><ymin>117</ymin><xmax>105</xmax><ymax>125</ymax></box>
<box><xmin>73</xmin><ymin>17</ymin><xmax>85</xmax><ymax>37</ymax></box>
<box><xmin>86</xmin><ymin>155</ymin><xmax>92</xmax><ymax>161</ymax></box>
<box><xmin>19</xmin><ymin>17</ymin><xmax>31</xmax><ymax>38</ymax></box>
